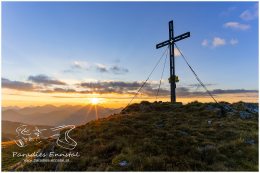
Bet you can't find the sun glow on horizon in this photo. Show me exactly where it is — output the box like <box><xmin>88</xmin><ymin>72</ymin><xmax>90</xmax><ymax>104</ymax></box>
<box><xmin>2</xmin><ymin>89</ymin><xmax>258</xmax><ymax>109</ymax></box>
<box><xmin>90</xmin><ymin>97</ymin><xmax>99</xmax><ymax>105</ymax></box>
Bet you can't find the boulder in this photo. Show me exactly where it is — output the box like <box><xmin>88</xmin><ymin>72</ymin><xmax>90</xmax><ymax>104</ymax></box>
<box><xmin>178</xmin><ymin>130</ymin><xmax>189</xmax><ymax>136</ymax></box>
<box><xmin>119</xmin><ymin>160</ymin><xmax>128</xmax><ymax>167</ymax></box>
<box><xmin>233</xmin><ymin>102</ymin><xmax>258</xmax><ymax>113</ymax></box>
<box><xmin>205</xmin><ymin>105</ymin><xmax>223</xmax><ymax>117</ymax></box>
<box><xmin>244</xmin><ymin>139</ymin><xmax>255</xmax><ymax>145</ymax></box>
<box><xmin>239</xmin><ymin>111</ymin><xmax>253</xmax><ymax>119</ymax></box>
<box><xmin>244</xmin><ymin>103</ymin><xmax>258</xmax><ymax>114</ymax></box>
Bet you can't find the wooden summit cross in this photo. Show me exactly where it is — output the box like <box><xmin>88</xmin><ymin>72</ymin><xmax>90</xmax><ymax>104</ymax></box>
<box><xmin>156</xmin><ymin>20</ymin><xmax>190</xmax><ymax>103</ymax></box>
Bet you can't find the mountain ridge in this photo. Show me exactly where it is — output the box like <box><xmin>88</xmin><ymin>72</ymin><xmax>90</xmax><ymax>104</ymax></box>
<box><xmin>13</xmin><ymin>101</ymin><xmax>258</xmax><ymax>171</ymax></box>
<box><xmin>2</xmin><ymin>105</ymin><xmax>122</xmax><ymax>126</ymax></box>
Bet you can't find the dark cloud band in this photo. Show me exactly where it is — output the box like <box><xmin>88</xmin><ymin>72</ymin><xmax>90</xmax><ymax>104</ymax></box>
<box><xmin>2</xmin><ymin>77</ymin><xmax>258</xmax><ymax>98</ymax></box>
<box><xmin>2</xmin><ymin>78</ymin><xmax>34</xmax><ymax>91</ymax></box>
<box><xmin>28</xmin><ymin>74</ymin><xmax>66</xmax><ymax>86</ymax></box>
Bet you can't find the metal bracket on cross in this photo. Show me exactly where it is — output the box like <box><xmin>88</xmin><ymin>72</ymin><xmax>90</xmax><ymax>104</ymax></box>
<box><xmin>168</xmin><ymin>75</ymin><xmax>179</xmax><ymax>83</ymax></box>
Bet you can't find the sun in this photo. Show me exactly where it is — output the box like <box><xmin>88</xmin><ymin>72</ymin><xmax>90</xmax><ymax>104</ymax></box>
<box><xmin>90</xmin><ymin>97</ymin><xmax>99</xmax><ymax>105</ymax></box>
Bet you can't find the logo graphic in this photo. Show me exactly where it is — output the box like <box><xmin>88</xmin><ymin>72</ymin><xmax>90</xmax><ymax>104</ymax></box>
<box><xmin>14</xmin><ymin>125</ymin><xmax>77</xmax><ymax>150</ymax></box>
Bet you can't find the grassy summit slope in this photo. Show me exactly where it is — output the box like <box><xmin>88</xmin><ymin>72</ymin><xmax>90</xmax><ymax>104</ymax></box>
<box><xmin>19</xmin><ymin>101</ymin><xmax>258</xmax><ymax>171</ymax></box>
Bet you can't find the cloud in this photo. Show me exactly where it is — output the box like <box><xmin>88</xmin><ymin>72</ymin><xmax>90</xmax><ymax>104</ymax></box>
<box><xmin>95</xmin><ymin>63</ymin><xmax>109</xmax><ymax>73</ymax></box>
<box><xmin>230</xmin><ymin>38</ymin><xmax>239</xmax><ymax>45</ymax></box>
<box><xmin>2</xmin><ymin>77</ymin><xmax>72</xmax><ymax>93</ymax></box>
<box><xmin>176</xmin><ymin>87</ymin><xmax>192</xmax><ymax>97</ymax></box>
<box><xmin>220</xmin><ymin>6</ymin><xmax>237</xmax><ymax>17</ymax></box>
<box><xmin>175</xmin><ymin>84</ymin><xmax>258</xmax><ymax>97</ymax></box>
<box><xmin>54</xmin><ymin>88</ymin><xmax>76</xmax><ymax>93</ymax></box>
<box><xmin>110</xmin><ymin>65</ymin><xmax>129</xmax><ymax>74</ymax></box>
<box><xmin>141</xmin><ymin>87</ymin><xmax>170</xmax><ymax>96</ymax></box>
<box><xmin>40</xmin><ymin>88</ymin><xmax>77</xmax><ymax>93</ymax></box>
<box><xmin>240</xmin><ymin>10</ymin><xmax>257</xmax><ymax>20</ymax></box>
<box><xmin>40</xmin><ymin>85</ymin><xmax>258</xmax><ymax>97</ymax></box>
<box><xmin>2</xmin><ymin>78</ymin><xmax>35</xmax><ymax>91</ymax></box>
<box><xmin>95</xmin><ymin>64</ymin><xmax>129</xmax><ymax>75</ymax></box>
<box><xmin>211</xmin><ymin>89</ymin><xmax>258</xmax><ymax>94</ymax></box>
<box><xmin>212</xmin><ymin>37</ymin><xmax>226</xmax><ymax>47</ymax></box>
<box><xmin>79</xmin><ymin>81</ymin><xmax>258</xmax><ymax>97</ymax></box>
<box><xmin>28</xmin><ymin>74</ymin><xmax>66</xmax><ymax>86</ymax></box>
<box><xmin>63</xmin><ymin>61</ymin><xmax>89</xmax><ymax>73</ymax></box>
<box><xmin>64</xmin><ymin>60</ymin><xmax>129</xmax><ymax>75</ymax></box>
<box><xmin>201</xmin><ymin>39</ymin><xmax>208</xmax><ymax>46</ymax></box>
<box><xmin>71</xmin><ymin>61</ymin><xmax>89</xmax><ymax>70</ymax></box>
<box><xmin>79</xmin><ymin>81</ymin><xmax>166</xmax><ymax>95</ymax></box>
<box><xmin>202</xmin><ymin>37</ymin><xmax>239</xmax><ymax>48</ymax></box>
<box><xmin>2</xmin><ymin>77</ymin><xmax>258</xmax><ymax>98</ymax></box>
<box><xmin>188</xmin><ymin>83</ymin><xmax>215</xmax><ymax>89</ymax></box>
<box><xmin>240</xmin><ymin>5</ymin><xmax>258</xmax><ymax>21</ymax></box>
<box><xmin>80</xmin><ymin>81</ymin><xmax>142</xmax><ymax>89</ymax></box>
<box><xmin>176</xmin><ymin>87</ymin><xmax>258</xmax><ymax>97</ymax></box>
<box><xmin>224</xmin><ymin>22</ymin><xmax>250</xmax><ymax>30</ymax></box>
<box><xmin>174</xmin><ymin>48</ymin><xmax>181</xmax><ymax>57</ymax></box>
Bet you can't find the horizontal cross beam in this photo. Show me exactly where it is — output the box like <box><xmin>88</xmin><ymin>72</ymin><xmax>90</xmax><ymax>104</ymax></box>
<box><xmin>156</xmin><ymin>40</ymin><xmax>170</xmax><ymax>49</ymax></box>
<box><xmin>174</xmin><ymin>32</ymin><xmax>190</xmax><ymax>43</ymax></box>
<box><xmin>156</xmin><ymin>32</ymin><xmax>190</xmax><ymax>49</ymax></box>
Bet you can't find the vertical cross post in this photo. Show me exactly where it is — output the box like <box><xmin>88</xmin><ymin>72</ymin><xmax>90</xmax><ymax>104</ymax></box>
<box><xmin>156</xmin><ymin>20</ymin><xmax>190</xmax><ymax>103</ymax></box>
<box><xmin>169</xmin><ymin>21</ymin><xmax>176</xmax><ymax>102</ymax></box>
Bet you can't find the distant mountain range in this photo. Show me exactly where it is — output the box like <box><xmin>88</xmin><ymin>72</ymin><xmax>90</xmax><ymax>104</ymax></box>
<box><xmin>2</xmin><ymin>105</ymin><xmax>122</xmax><ymax>126</ymax></box>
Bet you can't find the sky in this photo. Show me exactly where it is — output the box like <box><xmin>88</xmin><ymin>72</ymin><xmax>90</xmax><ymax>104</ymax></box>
<box><xmin>2</xmin><ymin>2</ymin><xmax>259</xmax><ymax>108</ymax></box>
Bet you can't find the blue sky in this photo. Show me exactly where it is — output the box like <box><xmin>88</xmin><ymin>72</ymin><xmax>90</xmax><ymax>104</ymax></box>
<box><xmin>2</xmin><ymin>2</ymin><xmax>259</xmax><ymax>105</ymax></box>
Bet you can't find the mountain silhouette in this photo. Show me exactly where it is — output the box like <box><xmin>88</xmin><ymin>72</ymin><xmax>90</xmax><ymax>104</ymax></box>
<box><xmin>10</xmin><ymin>101</ymin><xmax>258</xmax><ymax>171</ymax></box>
<box><xmin>2</xmin><ymin>105</ymin><xmax>121</xmax><ymax>126</ymax></box>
